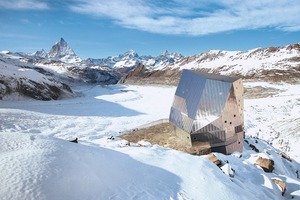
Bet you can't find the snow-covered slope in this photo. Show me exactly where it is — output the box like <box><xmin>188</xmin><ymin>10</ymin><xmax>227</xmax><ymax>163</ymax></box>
<box><xmin>120</xmin><ymin>44</ymin><xmax>300</xmax><ymax>85</ymax></box>
<box><xmin>0</xmin><ymin>52</ymin><xmax>73</xmax><ymax>100</ymax></box>
<box><xmin>1</xmin><ymin>132</ymin><xmax>299</xmax><ymax>200</ymax></box>
<box><xmin>0</xmin><ymin>43</ymin><xmax>119</xmax><ymax>95</ymax></box>
<box><xmin>3</xmin><ymin>39</ymin><xmax>299</xmax><ymax>87</ymax></box>
<box><xmin>0</xmin><ymin>84</ymin><xmax>299</xmax><ymax>199</ymax></box>
<box><xmin>174</xmin><ymin>44</ymin><xmax>300</xmax><ymax>76</ymax></box>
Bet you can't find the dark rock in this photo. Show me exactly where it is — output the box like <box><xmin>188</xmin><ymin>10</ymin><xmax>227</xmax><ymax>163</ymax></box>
<box><xmin>69</xmin><ymin>138</ymin><xmax>78</xmax><ymax>143</ymax></box>
<box><xmin>68</xmin><ymin>66</ymin><xmax>119</xmax><ymax>84</ymax></box>
<box><xmin>279</xmin><ymin>152</ymin><xmax>292</xmax><ymax>162</ymax></box>
<box><xmin>16</xmin><ymin>78</ymin><xmax>72</xmax><ymax>100</ymax></box>
<box><xmin>249</xmin><ymin>144</ymin><xmax>259</xmax><ymax>152</ymax></box>
<box><xmin>118</xmin><ymin>63</ymin><xmax>181</xmax><ymax>85</ymax></box>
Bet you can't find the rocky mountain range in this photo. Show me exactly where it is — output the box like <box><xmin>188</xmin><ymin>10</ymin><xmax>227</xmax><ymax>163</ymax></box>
<box><xmin>120</xmin><ymin>44</ymin><xmax>300</xmax><ymax>85</ymax></box>
<box><xmin>0</xmin><ymin>38</ymin><xmax>299</xmax><ymax>100</ymax></box>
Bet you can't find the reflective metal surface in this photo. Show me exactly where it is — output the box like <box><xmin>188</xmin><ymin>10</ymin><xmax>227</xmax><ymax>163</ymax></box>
<box><xmin>169</xmin><ymin>69</ymin><xmax>244</xmax><ymax>154</ymax></box>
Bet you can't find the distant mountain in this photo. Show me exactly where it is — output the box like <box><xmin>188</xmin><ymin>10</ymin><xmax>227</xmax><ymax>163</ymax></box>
<box><xmin>47</xmin><ymin>38</ymin><xmax>81</xmax><ymax>63</ymax></box>
<box><xmin>84</xmin><ymin>49</ymin><xmax>184</xmax><ymax>70</ymax></box>
<box><xmin>120</xmin><ymin>44</ymin><xmax>300</xmax><ymax>85</ymax></box>
<box><xmin>0</xmin><ymin>52</ymin><xmax>73</xmax><ymax>100</ymax></box>
<box><xmin>1</xmin><ymin>39</ymin><xmax>299</xmax><ymax>100</ymax></box>
<box><xmin>33</xmin><ymin>49</ymin><xmax>48</xmax><ymax>59</ymax></box>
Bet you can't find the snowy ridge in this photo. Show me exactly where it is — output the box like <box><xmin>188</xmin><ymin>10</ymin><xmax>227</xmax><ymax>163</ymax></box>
<box><xmin>173</xmin><ymin>44</ymin><xmax>300</xmax><ymax>76</ymax></box>
<box><xmin>84</xmin><ymin>49</ymin><xmax>183</xmax><ymax>70</ymax></box>
<box><xmin>0</xmin><ymin>53</ymin><xmax>73</xmax><ymax>100</ymax></box>
<box><xmin>2</xmin><ymin>39</ymin><xmax>299</xmax><ymax>86</ymax></box>
<box><xmin>0</xmin><ymin>45</ymin><xmax>119</xmax><ymax>90</ymax></box>
<box><xmin>120</xmin><ymin>44</ymin><xmax>300</xmax><ymax>85</ymax></box>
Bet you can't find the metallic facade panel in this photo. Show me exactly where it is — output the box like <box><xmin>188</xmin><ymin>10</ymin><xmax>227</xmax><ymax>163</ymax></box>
<box><xmin>172</xmin><ymin>96</ymin><xmax>187</xmax><ymax>114</ymax></box>
<box><xmin>175</xmin><ymin>70</ymin><xmax>206</xmax><ymax>118</ymax></box>
<box><xmin>194</xmin><ymin>79</ymin><xmax>231</xmax><ymax>130</ymax></box>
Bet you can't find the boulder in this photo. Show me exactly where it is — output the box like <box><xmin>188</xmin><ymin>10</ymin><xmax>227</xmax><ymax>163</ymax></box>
<box><xmin>256</xmin><ymin>157</ymin><xmax>274</xmax><ymax>172</ymax></box>
<box><xmin>207</xmin><ymin>153</ymin><xmax>221</xmax><ymax>166</ymax></box>
<box><xmin>272</xmin><ymin>178</ymin><xmax>286</xmax><ymax>196</ymax></box>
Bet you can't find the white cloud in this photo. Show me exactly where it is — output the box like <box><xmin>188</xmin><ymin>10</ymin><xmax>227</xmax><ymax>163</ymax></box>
<box><xmin>0</xmin><ymin>0</ymin><xmax>49</xmax><ymax>10</ymax></box>
<box><xmin>70</xmin><ymin>0</ymin><xmax>300</xmax><ymax>35</ymax></box>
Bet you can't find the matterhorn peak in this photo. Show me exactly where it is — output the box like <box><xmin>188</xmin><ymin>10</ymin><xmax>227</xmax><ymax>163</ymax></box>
<box><xmin>49</xmin><ymin>38</ymin><xmax>76</xmax><ymax>57</ymax></box>
<box><xmin>59</xmin><ymin>37</ymin><xmax>66</xmax><ymax>43</ymax></box>
<box><xmin>48</xmin><ymin>38</ymin><xmax>81</xmax><ymax>63</ymax></box>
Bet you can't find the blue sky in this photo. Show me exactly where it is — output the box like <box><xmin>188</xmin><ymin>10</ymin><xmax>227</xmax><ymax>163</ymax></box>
<box><xmin>0</xmin><ymin>0</ymin><xmax>299</xmax><ymax>59</ymax></box>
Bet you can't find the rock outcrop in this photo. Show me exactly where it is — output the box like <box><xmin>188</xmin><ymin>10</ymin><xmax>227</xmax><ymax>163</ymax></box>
<box><xmin>0</xmin><ymin>54</ymin><xmax>74</xmax><ymax>100</ymax></box>
<box><xmin>206</xmin><ymin>153</ymin><xmax>221</xmax><ymax>166</ymax></box>
<box><xmin>118</xmin><ymin>64</ymin><xmax>181</xmax><ymax>85</ymax></box>
<box><xmin>272</xmin><ymin>178</ymin><xmax>286</xmax><ymax>195</ymax></box>
<box><xmin>119</xmin><ymin>43</ymin><xmax>300</xmax><ymax>85</ymax></box>
<box><xmin>256</xmin><ymin>157</ymin><xmax>274</xmax><ymax>172</ymax></box>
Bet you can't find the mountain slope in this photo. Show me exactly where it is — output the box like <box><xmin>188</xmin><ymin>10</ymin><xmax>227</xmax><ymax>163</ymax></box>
<box><xmin>120</xmin><ymin>44</ymin><xmax>300</xmax><ymax>85</ymax></box>
<box><xmin>84</xmin><ymin>49</ymin><xmax>183</xmax><ymax>71</ymax></box>
<box><xmin>1</xmin><ymin>40</ymin><xmax>299</xmax><ymax>100</ymax></box>
<box><xmin>0</xmin><ymin>53</ymin><xmax>73</xmax><ymax>100</ymax></box>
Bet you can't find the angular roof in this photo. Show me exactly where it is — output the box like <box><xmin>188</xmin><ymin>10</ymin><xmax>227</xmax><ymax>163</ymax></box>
<box><xmin>189</xmin><ymin>70</ymin><xmax>240</xmax><ymax>83</ymax></box>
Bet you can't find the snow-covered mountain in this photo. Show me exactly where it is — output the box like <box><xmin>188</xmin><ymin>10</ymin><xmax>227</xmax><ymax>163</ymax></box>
<box><xmin>47</xmin><ymin>38</ymin><xmax>81</xmax><ymax>63</ymax></box>
<box><xmin>4</xmin><ymin>39</ymin><xmax>300</xmax><ymax>83</ymax></box>
<box><xmin>1</xmin><ymin>39</ymin><xmax>299</xmax><ymax>99</ymax></box>
<box><xmin>0</xmin><ymin>38</ymin><xmax>120</xmax><ymax>97</ymax></box>
<box><xmin>32</xmin><ymin>49</ymin><xmax>48</xmax><ymax>59</ymax></box>
<box><xmin>0</xmin><ymin>52</ymin><xmax>73</xmax><ymax>100</ymax></box>
<box><xmin>175</xmin><ymin>44</ymin><xmax>300</xmax><ymax>76</ymax></box>
<box><xmin>120</xmin><ymin>44</ymin><xmax>300</xmax><ymax>85</ymax></box>
<box><xmin>84</xmin><ymin>49</ymin><xmax>183</xmax><ymax>70</ymax></box>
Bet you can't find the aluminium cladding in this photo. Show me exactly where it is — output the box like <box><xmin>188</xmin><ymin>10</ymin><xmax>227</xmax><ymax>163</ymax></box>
<box><xmin>169</xmin><ymin>69</ymin><xmax>244</xmax><ymax>154</ymax></box>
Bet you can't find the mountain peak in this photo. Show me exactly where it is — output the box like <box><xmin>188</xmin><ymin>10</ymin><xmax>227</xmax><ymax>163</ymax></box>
<box><xmin>121</xmin><ymin>50</ymin><xmax>139</xmax><ymax>59</ymax></box>
<box><xmin>55</xmin><ymin>37</ymin><xmax>67</xmax><ymax>46</ymax></box>
<box><xmin>59</xmin><ymin>37</ymin><xmax>66</xmax><ymax>43</ymax></box>
<box><xmin>160</xmin><ymin>50</ymin><xmax>169</xmax><ymax>56</ymax></box>
<box><xmin>48</xmin><ymin>38</ymin><xmax>81</xmax><ymax>63</ymax></box>
<box><xmin>33</xmin><ymin>49</ymin><xmax>48</xmax><ymax>58</ymax></box>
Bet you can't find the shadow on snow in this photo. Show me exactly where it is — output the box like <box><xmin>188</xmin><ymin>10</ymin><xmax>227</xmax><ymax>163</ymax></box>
<box><xmin>0</xmin><ymin>85</ymin><xmax>144</xmax><ymax>117</ymax></box>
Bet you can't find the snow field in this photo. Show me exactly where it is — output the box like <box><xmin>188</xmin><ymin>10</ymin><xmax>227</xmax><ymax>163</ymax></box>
<box><xmin>0</xmin><ymin>83</ymin><xmax>300</xmax><ymax>199</ymax></box>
